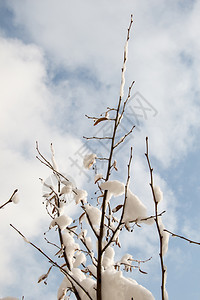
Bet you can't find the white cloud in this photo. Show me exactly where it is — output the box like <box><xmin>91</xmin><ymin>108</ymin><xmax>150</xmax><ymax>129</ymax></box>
<box><xmin>0</xmin><ymin>36</ymin><xmax>82</xmax><ymax>298</ymax></box>
<box><xmin>6</xmin><ymin>0</ymin><xmax>200</xmax><ymax>168</ymax></box>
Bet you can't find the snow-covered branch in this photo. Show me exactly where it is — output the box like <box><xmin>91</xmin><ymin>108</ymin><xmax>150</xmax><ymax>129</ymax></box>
<box><xmin>0</xmin><ymin>189</ymin><xmax>19</xmax><ymax>209</ymax></box>
<box><xmin>164</xmin><ymin>229</ymin><xmax>200</xmax><ymax>246</ymax></box>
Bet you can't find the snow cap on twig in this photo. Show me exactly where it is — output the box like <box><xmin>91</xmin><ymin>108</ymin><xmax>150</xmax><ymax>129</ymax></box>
<box><xmin>83</xmin><ymin>153</ymin><xmax>97</xmax><ymax>169</ymax></box>
<box><xmin>60</xmin><ymin>181</ymin><xmax>73</xmax><ymax>195</ymax></box>
<box><xmin>154</xmin><ymin>186</ymin><xmax>163</xmax><ymax>203</ymax></box>
<box><xmin>123</xmin><ymin>189</ymin><xmax>149</xmax><ymax>223</ymax></box>
<box><xmin>94</xmin><ymin>173</ymin><xmax>103</xmax><ymax>184</ymax></box>
<box><xmin>74</xmin><ymin>189</ymin><xmax>88</xmax><ymax>204</ymax></box>
<box><xmin>50</xmin><ymin>215</ymin><xmax>73</xmax><ymax>231</ymax></box>
<box><xmin>100</xmin><ymin>180</ymin><xmax>125</xmax><ymax>197</ymax></box>
<box><xmin>11</xmin><ymin>192</ymin><xmax>20</xmax><ymax>204</ymax></box>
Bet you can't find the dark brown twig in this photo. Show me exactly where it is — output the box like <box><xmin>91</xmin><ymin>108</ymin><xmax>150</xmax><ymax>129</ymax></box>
<box><xmin>145</xmin><ymin>137</ymin><xmax>166</xmax><ymax>300</ymax></box>
<box><xmin>113</xmin><ymin>125</ymin><xmax>135</xmax><ymax>148</ymax></box>
<box><xmin>10</xmin><ymin>224</ymin><xmax>92</xmax><ymax>300</ymax></box>
<box><xmin>83</xmin><ymin>136</ymin><xmax>112</xmax><ymax>140</ymax></box>
<box><xmin>164</xmin><ymin>229</ymin><xmax>200</xmax><ymax>246</ymax></box>
<box><xmin>117</xmin><ymin>80</ymin><xmax>135</xmax><ymax>126</ymax></box>
<box><xmin>0</xmin><ymin>189</ymin><xmax>18</xmax><ymax>210</ymax></box>
<box><xmin>103</xmin><ymin>147</ymin><xmax>133</xmax><ymax>253</ymax></box>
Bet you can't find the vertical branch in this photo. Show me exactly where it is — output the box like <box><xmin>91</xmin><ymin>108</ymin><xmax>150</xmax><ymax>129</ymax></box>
<box><xmin>145</xmin><ymin>137</ymin><xmax>166</xmax><ymax>300</ymax></box>
<box><xmin>97</xmin><ymin>15</ymin><xmax>133</xmax><ymax>300</ymax></box>
<box><xmin>102</xmin><ymin>147</ymin><xmax>133</xmax><ymax>253</ymax></box>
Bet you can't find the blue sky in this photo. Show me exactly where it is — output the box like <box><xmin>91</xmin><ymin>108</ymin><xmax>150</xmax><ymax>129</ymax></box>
<box><xmin>0</xmin><ymin>1</ymin><xmax>200</xmax><ymax>299</ymax></box>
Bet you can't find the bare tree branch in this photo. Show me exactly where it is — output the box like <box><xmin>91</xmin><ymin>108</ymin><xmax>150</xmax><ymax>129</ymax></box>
<box><xmin>113</xmin><ymin>125</ymin><xmax>135</xmax><ymax>149</ymax></box>
<box><xmin>145</xmin><ymin>137</ymin><xmax>166</xmax><ymax>300</ymax></box>
<box><xmin>164</xmin><ymin>229</ymin><xmax>200</xmax><ymax>246</ymax></box>
<box><xmin>117</xmin><ymin>80</ymin><xmax>135</xmax><ymax>126</ymax></box>
<box><xmin>83</xmin><ymin>136</ymin><xmax>112</xmax><ymax>140</ymax></box>
<box><xmin>103</xmin><ymin>147</ymin><xmax>133</xmax><ymax>253</ymax></box>
<box><xmin>0</xmin><ymin>189</ymin><xmax>18</xmax><ymax>210</ymax></box>
<box><xmin>10</xmin><ymin>224</ymin><xmax>93</xmax><ymax>300</ymax></box>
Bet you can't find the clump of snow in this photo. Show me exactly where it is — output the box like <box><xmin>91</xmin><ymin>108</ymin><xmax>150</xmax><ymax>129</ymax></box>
<box><xmin>158</xmin><ymin>218</ymin><xmax>169</xmax><ymax>256</ymax></box>
<box><xmin>85</xmin><ymin>236</ymin><xmax>93</xmax><ymax>252</ymax></box>
<box><xmin>11</xmin><ymin>192</ymin><xmax>20</xmax><ymax>204</ymax></box>
<box><xmin>85</xmin><ymin>204</ymin><xmax>101</xmax><ymax>227</ymax></box>
<box><xmin>50</xmin><ymin>143</ymin><xmax>59</xmax><ymax>171</ymax></box>
<box><xmin>73</xmin><ymin>251</ymin><xmax>86</xmax><ymax>268</ymax></box>
<box><xmin>72</xmin><ymin>267</ymin><xmax>86</xmax><ymax>282</ymax></box>
<box><xmin>76</xmin><ymin>277</ymin><xmax>96</xmax><ymax>300</ymax></box>
<box><xmin>154</xmin><ymin>186</ymin><xmax>163</xmax><ymax>203</ymax></box>
<box><xmin>74</xmin><ymin>189</ymin><xmax>88</xmax><ymax>204</ymax></box>
<box><xmin>94</xmin><ymin>173</ymin><xmax>103</xmax><ymax>183</ymax></box>
<box><xmin>83</xmin><ymin>153</ymin><xmax>96</xmax><ymax>169</ymax></box>
<box><xmin>50</xmin><ymin>215</ymin><xmax>73</xmax><ymax>231</ymax></box>
<box><xmin>163</xmin><ymin>265</ymin><xmax>168</xmax><ymax>299</ymax></box>
<box><xmin>102</xmin><ymin>246</ymin><xmax>115</xmax><ymax>270</ymax></box>
<box><xmin>57</xmin><ymin>276</ymin><xmax>71</xmax><ymax>300</ymax></box>
<box><xmin>62</xmin><ymin>231</ymin><xmax>80</xmax><ymax>269</ymax></box>
<box><xmin>100</xmin><ymin>180</ymin><xmax>125</xmax><ymax>197</ymax></box>
<box><xmin>164</xmin><ymin>289</ymin><xmax>168</xmax><ymax>300</ymax></box>
<box><xmin>87</xmin><ymin>264</ymin><xmax>97</xmax><ymax>277</ymax></box>
<box><xmin>60</xmin><ymin>181</ymin><xmax>73</xmax><ymax>194</ymax></box>
<box><xmin>120</xmin><ymin>254</ymin><xmax>133</xmax><ymax>271</ymax></box>
<box><xmin>102</xmin><ymin>268</ymin><xmax>154</xmax><ymax>300</ymax></box>
<box><xmin>123</xmin><ymin>189</ymin><xmax>148</xmax><ymax>223</ymax></box>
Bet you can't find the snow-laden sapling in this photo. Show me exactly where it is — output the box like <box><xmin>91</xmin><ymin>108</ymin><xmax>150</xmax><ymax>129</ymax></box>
<box><xmin>10</xmin><ymin>15</ymin><xmax>171</xmax><ymax>300</ymax></box>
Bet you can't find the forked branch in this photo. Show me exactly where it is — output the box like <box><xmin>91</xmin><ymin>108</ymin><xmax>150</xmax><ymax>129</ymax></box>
<box><xmin>0</xmin><ymin>189</ymin><xmax>18</xmax><ymax>210</ymax></box>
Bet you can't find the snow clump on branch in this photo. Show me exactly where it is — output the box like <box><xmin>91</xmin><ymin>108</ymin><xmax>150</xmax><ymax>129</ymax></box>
<box><xmin>154</xmin><ymin>186</ymin><xmax>163</xmax><ymax>203</ymax></box>
<box><xmin>100</xmin><ymin>180</ymin><xmax>125</xmax><ymax>197</ymax></box>
<box><xmin>85</xmin><ymin>204</ymin><xmax>101</xmax><ymax>227</ymax></box>
<box><xmin>49</xmin><ymin>215</ymin><xmax>73</xmax><ymax>231</ymax></box>
<box><xmin>57</xmin><ymin>267</ymin><xmax>155</xmax><ymax>300</ymax></box>
<box><xmin>102</xmin><ymin>268</ymin><xmax>154</xmax><ymax>300</ymax></box>
<box><xmin>83</xmin><ymin>153</ymin><xmax>97</xmax><ymax>169</ymax></box>
<box><xmin>123</xmin><ymin>189</ymin><xmax>150</xmax><ymax>224</ymax></box>
<box><xmin>94</xmin><ymin>173</ymin><xmax>103</xmax><ymax>183</ymax></box>
<box><xmin>100</xmin><ymin>180</ymin><xmax>152</xmax><ymax>224</ymax></box>
<box><xmin>60</xmin><ymin>181</ymin><xmax>73</xmax><ymax>195</ymax></box>
<box><xmin>11</xmin><ymin>192</ymin><xmax>20</xmax><ymax>204</ymax></box>
<box><xmin>158</xmin><ymin>217</ymin><xmax>169</xmax><ymax>256</ymax></box>
<box><xmin>74</xmin><ymin>189</ymin><xmax>88</xmax><ymax>204</ymax></box>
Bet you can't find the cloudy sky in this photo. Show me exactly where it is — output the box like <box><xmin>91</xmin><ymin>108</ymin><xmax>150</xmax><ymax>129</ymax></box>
<box><xmin>0</xmin><ymin>0</ymin><xmax>200</xmax><ymax>299</ymax></box>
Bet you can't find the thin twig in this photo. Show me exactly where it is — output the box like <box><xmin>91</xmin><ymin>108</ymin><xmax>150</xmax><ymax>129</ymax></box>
<box><xmin>164</xmin><ymin>229</ymin><xmax>200</xmax><ymax>246</ymax></box>
<box><xmin>0</xmin><ymin>189</ymin><xmax>18</xmax><ymax>210</ymax></box>
<box><xmin>10</xmin><ymin>224</ymin><xmax>93</xmax><ymax>300</ymax></box>
<box><xmin>117</xmin><ymin>80</ymin><xmax>135</xmax><ymax>126</ymax></box>
<box><xmin>36</xmin><ymin>143</ymin><xmax>77</xmax><ymax>196</ymax></box>
<box><xmin>127</xmin><ymin>210</ymin><xmax>166</xmax><ymax>224</ymax></box>
<box><xmin>83</xmin><ymin>136</ymin><xmax>112</xmax><ymax>140</ymax></box>
<box><xmin>145</xmin><ymin>137</ymin><xmax>166</xmax><ymax>300</ymax></box>
<box><xmin>113</xmin><ymin>125</ymin><xmax>135</xmax><ymax>148</ymax></box>
<box><xmin>44</xmin><ymin>236</ymin><xmax>60</xmax><ymax>249</ymax></box>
